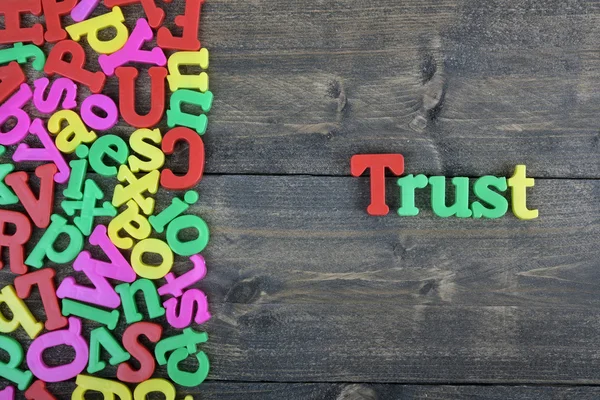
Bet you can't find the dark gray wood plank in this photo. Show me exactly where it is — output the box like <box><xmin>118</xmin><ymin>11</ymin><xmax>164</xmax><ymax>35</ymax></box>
<box><xmin>1</xmin><ymin>174</ymin><xmax>599</xmax><ymax>385</ymax></box>
<box><xmin>4</xmin><ymin>0</ymin><xmax>600</xmax><ymax>177</ymax></box>
<box><xmin>16</xmin><ymin>382</ymin><xmax>600</xmax><ymax>400</ymax></box>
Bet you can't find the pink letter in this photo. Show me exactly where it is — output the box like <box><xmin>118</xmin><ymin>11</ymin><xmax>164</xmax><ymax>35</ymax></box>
<box><xmin>33</xmin><ymin>77</ymin><xmax>77</xmax><ymax>114</ymax></box>
<box><xmin>98</xmin><ymin>18</ymin><xmax>166</xmax><ymax>76</ymax></box>
<box><xmin>80</xmin><ymin>94</ymin><xmax>119</xmax><ymax>131</ymax></box>
<box><xmin>13</xmin><ymin>119</ymin><xmax>70</xmax><ymax>183</ymax></box>
<box><xmin>158</xmin><ymin>254</ymin><xmax>207</xmax><ymax>297</ymax></box>
<box><xmin>164</xmin><ymin>289</ymin><xmax>211</xmax><ymax>329</ymax></box>
<box><xmin>0</xmin><ymin>83</ymin><xmax>32</xmax><ymax>146</ymax></box>
<box><xmin>70</xmin><ymin>0</ymin><xmax>100</xmax><ymax>22</ymax></box>
<box><xmin>0</xmin><ymin>386</ymin><xmax>14</xmax><ymax>399</ymax></box>
<box><xmin>26</xmin><ymin>317</ymin><xmax>88</xmax><ymax>382</ymax></box>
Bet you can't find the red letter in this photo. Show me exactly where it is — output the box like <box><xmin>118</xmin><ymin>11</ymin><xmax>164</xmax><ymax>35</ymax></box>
<box><xmin>15</xmin><ymin>269</ymin><xmax>67</xmax><ymax>331</ymax></box>
<box><xmin>157</xmin><ymin>0</ymin><xmax>203</xmax><ymax>50</ymax></box>
<box><xmin>104</xmin><ymin>0</ymin><xmax>165</xmax><ymax>28</ymax></box>
<box><xmin>44</xmin><ymin>40</ymin><xmax>106</xmax><ymax>94</ymax></box>
<box><xmin>161</xmin><ymin>127</ymin><xmax>204</xmax><ymax>190</ymax></box>
<box><xmin>115</xmin><ymin>66</ymin><xmax>166</xmax><ymax>129</ymax></box>
<box><xmin>0</xmin><ymin>62</ymin><xmax>26</xmax><ymax>104</ymax></box>
<box><xmin>0</xmin><ymin>0</ymin><xmax>44</xmax><ymax>45</ymax></box>
<box><xmin>41</xmin><ymin>0</ymin><xmax>78</xmax><ymax>43</ymax></box>
<box><xmin>350</xmin><ymin>154</ymin><xmax>404</xmax><ymax>216</ymax></box>
<box><xmin>117</xmin><ymin>322</ymin><xmax>162</xmax><ymax>383</ymax></box>
<box><xmin>25</xmin><ymin>380</ymin><xmax>56</xmax><ymax>400</ymax></box>
<box><xmin>0</xmin><ymin>210</ymin><xmax>31</xmax><ymax>274</ymax></box>
<box><xmin>5</xmin><ymin>163</ymin><xmax>57</xmax><ymax>229</ymax></box>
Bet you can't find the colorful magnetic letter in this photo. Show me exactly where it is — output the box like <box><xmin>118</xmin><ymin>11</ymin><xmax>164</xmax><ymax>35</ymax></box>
<box><xmin>0</xmin><ymin>335</ymin><xmax>33</xmax><ymax>390</ymax></box>
<box><xmin>98</xmin><ymin>18</ymin><xmax>166</xmax><ymax>76</ymax></box>
<box><xmin>66</xmin><ymin>6</ymin><xmax>129</xmax><ymax>54</ymax></box>
<box><xmin>63</xmin><ymin>146</ymin><xmax>88</xmax><ymax>200</ymax></box>
<box><xmin>13</xmin><ymin>118</ymin><xmax>70</xmax><ymax>184</ymax></box>
<box><xmin>130</xmin><ymin>239</ymin><xmax>173</xmax><ymax>279</ymax></box>
<box><xmin>72</xmin><ymin>375</ymin><xmax>132</xmax><ymax>400</ymax></box>
<box><xmin>48</xmin><ymin>110</ymin><xmax>97</xmax><ymax>154</ymax></box>
<box><xmin>60</xmin><ymin>178</ymin><xmax>117</xmax><ymax>236</ymax></box>
<box><xmin>33</xmin><ymin>77</ymin><xmax>77</xmax><ymax>114</ymax></box>
<box><xmin>0</xmin><ymin>0</ymin><xmax>44</xmax><ymax>45</ymax></box>
<box><xmin>108</xmin><ymin>200</ymin><xmax>151</xmax><ymax>249</ymax></box>
<box><xmin>167</xmin><ymin>49</ymin><xmax>209</xmax><ymax>92</ymax></box>
<box><xmin>167</xmin><ymin>347</ymin><xmax>209</xmax><ymax>387</ymax></box>
<box><xmin>0</xmin><ymin>43</ymin><xmax>45</xmax><ymax>71</ymax></box>
<box><xmin>149</xmin><ymin>191</ymin><xmax>198</xmax><ymax>233</ymax></box>
<box><xmin>41</xmin><ymin>0</ymin><xmax>78</xmax><ymax>43</ymax></box>
<box><xmin>0</xmin><ymin>210</ymin><xmax>31</xmax><ymax>274</ymax></box>
<box><xmin>429</xmin><ymin>176</ymin><xmax>472</xmax><ymax>218</ymax></box>
<box><xmin>104</xmin><ymin>0</ymin><xmax>165</xmax><ymax>28</ymax></box>
<box><xmin>166</xmin><ymin>89</ymin><xmax>213</xmax><ymax>135</ymax></box>
<box><xmin>164</xmin><ymin>289</ymin><xmax>210</xmax><ymax>329</ymax></box>
<box><xmin>350</xmin><ymin>154</ymin><xmax>405</xmax><ymax>216</ymax></box>
<box><xmin>115</xmin><ymin>66</ymin><xmax>167</xmax><ymax>128</ymax></box>
<box><xmin>158</xmin><ymin>254</ymin><xmax>207</xmax><ymax>298</ymax></box>
<box><xmin>14</xmin><ymin>269</ymin><xmax>68</xmax><ymax>331</ymax></box>
<box><xmin>396</xmin><ymin>174</ymin><xmax>428</xmax><ymax>217</ymax></box>
<box><xmin>113</xmin><ymin>165</ymin><xmax>159</xmax><ymax>215</ymax></box>
<box><xmin>155</xmin><ymin>327</ymin><xmax>208</xmax><ymax>365</ymax></box>
<box><xmin>0</xmin><ymin>147</ymin><xmax>18</xmax><ymax>206</ymax></box>
<box><xmin>0</xmin><ymin>62</ymin><xmax>26</xmax><ymax>104</ymax></box>
<box><xmin>0</xmin><ymin>285</ymin><xmax>43</xmax><ymax>339</ymax></box>
<box><xmin>25</xmin><ymin>214</ymin><xmax>83</xmax><ymax>268</ymax></box>
<box><xmin>157</xmin><ymin>0</ymin><xmax>203</xmax><ymax>50</ymax></box>
<box><xmin>87</xmin><ymin>327</ymin><xmax>130</xmax><ymax>374</ymax></box>
<box><xmin>0</xmin><ymin>83</ymin><xmax>32</xmax><ymax>146</ymax></box>
<box><xmin>24</xmin><ymin>380</ymin><xmax>56</xmax><ymax>400</ymax></box>
<box><xmin>166</xmin><ymin>215</ymin><xmax>210</xmax><ymax>256</ymax></box>
<box><xmin>117</xmin><ymin>322</ymin><xmax>162</xmax><ymax>383</ymax></box>
<box><xmin>115</xmin><ymin>279</ymin><xmax>166</xmax><ymax>324</ymax></box>
<box><xmin>5</xmin><ymin>163</ymin><xmax>57</xmax><ymax>228</ymax></box>
<box><xmin>88</xmin><ymin>134</ymin><xmax>129</xmax><ymax>176</ymax></box>
<box><xmin>508</xmin><ymin>165</ymin><xmax>538</xmax><ymax>220</ymax></box>
<box><xmin>471</xmin><ymin>176</ymin><xmax>509</xmax><ymax>219</ymax></box>
<box><xmin>134</xmin><ymin>379</ymin><xmax>193</xmax><ymax>400</ymax></box>
<box><xmin>61</xmin><ymin>299</ymin><xmax>120</xmax><ymax>330</ymax></box>
<box><xmin>44</xmin><ymin>40</ymin><xmax>106</xmax><ymax>93</ymax></box>
<box><xmin>80</xmin><ymin>94</ymin><xmax>119</xmax><ymax>131</ymax></box>
<box><xmin>26</xmin><ymin>317</ymin><xmax>88</xmax><ymax>382</ymax></box>
<box><xmin>70</xmin><ymin>0</ymin><xmax>100</xmax><ymax>22</ymax></box>
<box><xmin>128</xmin><ymin>128</ymin><xmax>165</xmax><ymax>173</ymax></box>
<box><xmin>160</xmin><ymin>127</ymin><xmax>205</xmax><ymax>190</ymax></box>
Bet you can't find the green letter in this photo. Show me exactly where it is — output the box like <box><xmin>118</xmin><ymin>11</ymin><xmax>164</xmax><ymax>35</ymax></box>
<box><xmin>471</xmin><ymin>176</ymin><xmax>508</xmax><ymax>219</ymax></box>
<box><xmin>429</xmin><ymin>176</ymin><xmax>472</xmax><ymax>218</ymax></box>
<box><xmin>397</xmin><ymin>174</ymin><xmax>428</xmax><ymax>216</ymax></box>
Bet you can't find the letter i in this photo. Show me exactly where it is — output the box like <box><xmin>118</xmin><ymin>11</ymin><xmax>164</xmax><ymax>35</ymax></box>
<box><xmin>63</xmin><ymin>145</ymin><xmax>89</xmax><ymax>200</ymax></box>
<box><xmin>149</xmin><ymin>191</ymin><xmax>199</xmax><ymax>233</ymax></box>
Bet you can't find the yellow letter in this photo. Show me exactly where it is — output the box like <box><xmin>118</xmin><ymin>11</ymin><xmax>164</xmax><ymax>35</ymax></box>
<box><xmin>66</xmin><ymin>7</ymin><xmax>129</xmax><ymax>54</ymax></box>
<box><xmin>507</xmin><ymin>165</ymin><xmax>538</xmax><ymax>220</ymax></box>
<box><xmin>134</xmin><ymin>378</ymin><xmax>194</xmax><ymax>400</ymax></box>
<box><xmin>108</xmin><ymin>200</ymin><xmax>151</xmax><ymax>249</ymax></box>
<box><xmin>128</xmin><ymin>128</ymin><xmax>165</xmax><ymax>173</ymax></box>
<box><xmin>0</xmin><ymin>285</ymin><xmax>43</xmax><ymax>339</ymax></box>
<box><xmin>48</xmin><ymin>110</ymin><xmax>97</xmax><ymax>154</ymax></box>
<box><xmin>167</xmin><ymin>49</ymin><xmax>209</xmax><ymax>93</ymax></box>
<box><xmin>131</xmin><ymin>239</ymin><xmax>174</xmax><ymax>280</ymax></box>
<box><xmin>72</xmin><ymin>375</ymin><xmax>132</xmax><ymax>400</ymax></box>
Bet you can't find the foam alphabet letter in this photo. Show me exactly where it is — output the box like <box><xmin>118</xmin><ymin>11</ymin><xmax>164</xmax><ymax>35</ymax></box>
<box><xmin>158</xmin><ymin>254</ymin><xmax>207</xmax><ymax>298</ymax></box>
<box><xmin>160</xmin><ymin>127</ymin><xmax>205</xmax><ymax>190</ymax></box>
<box><xmin>0</xmin><ymin>285</ymin><xmax>43</xmax><ymax>339</ymax></box>
<box><xmin>60</xmin><ymin>178</ymin><xmax>117</xmax><ymax>236</ymax></box>
<box><xmin>33</xmin><ymin>77</ymin><xmax>77</xmax><ymax>114</ymax></box>
<box><xmin>0</xmin><ymin>210</ymin><xmax>31</xmax><ymax>274</ymax></box>
<box><xmin>12</xmin><ymin>119</ymin><xmax>70</xmax><ymax>184</ymax></box>
<box><xmin>117</xmin><ymin>322</ymin><xmax>162</xmax><ymax>383</ymax></box>
<box><xmin>166</xmin><ymin>215</ymin><xmax>210</xmax><ymax>256</ymax></box>
<box><xmin>115</xmin><ymin>66</ymin><xmax>167</xmax><ymax>128</ymax></box>
<box><xmin>14</xmin><ymin>269</ymin><xmax>68</xmax><ymax>331</ymax></box>
<box><xmin>128</xmin><ymin>128</ymin><xmax>164</xmax><ymax>173</ymax></box>
<box><xmin>108</xmin><ymin>200</ymin><xmax>151</xmax><ymax>249</ymax></box>
<box><xmin>157</xmin><ymin>0</ymin><xmax>203</xmax><ymax>50</ymax></box>
<box><xmin>472</xmin><ymin>176</ymin><xmax>509</xmax><ymax>219</ymax></box>
<box><xmin>80</xmin><ymin>94</ymin><xmax>119</xmax><ymax>131</ymax></box>
<box><xmin>66</xmin><ymin>7</ymin><xmax>129</xmax><ymax>54</ymax></box>
<box><xmin>350</xmin><ymin>154</ymin><xmax>405</xmax><ymax>216</ymax></box>
<box><xmin>87</xmin><ymin>327</ymin><xmax>130</xmax><ymax>374</ymax></box>
<box><xmin>130</xmin><ymin>239</ymin><xmax>173</xmax><ymax>279</ymax></box>
<box><xmin>48</xmin><ymin>110</ymin><xmax>96</xmax><ymax>154</ymax></box>
<box><xmin>164</xmin><ymin>289</ymin><xmax>210</xmax><ymax>329</ymax></box>
<box><xmin>429</xmin><ymin>176</ymin><xmax>472</xmax><ymax>218</ymax></box>
<box><xmin>5</xmin><ymin>163</ymin><xmax>57</xmax><ymax>228</ymax></box>
<box><xmin>0</xmin><ymin>43</ymin><xmax>45</xmax><ymax>71</ymax></box>
<box><xmin>167</xmin><ymin>49</ymin><xmax>209</xmax><ymax>93</ymax></box>
<box><xmin>88</xmin><ymin>134</ymin><xmax>129</xmax><ymax>176</ymax></box>
<box><xmin>167</xmin><ymin>347</ymin><xmax>209</xmax><ymax>387</ymax></box>
<box><xmin>508</xmin><ymin>165</ymin><xmax>538</xmax><ymax>220</ymax></box>
<box><xmin>41</xmin><ymin>0</ymin><xmax>78</xmax><ymax>43</ymax></box>
<box><xmin>44</xmin><ymin>40</ymin><xmax>106</xmax><ymax>93</ymax></box>
<box><xmin>0</xmin><ymin>335</ymin><xmax>33</xmax><ymax>390</ymax></box>
<box><xmin>115</xmin><ymin>279</ymin><xmax>166</xmax><ymax>324</ymax></box>
<box><xmin>166</xmin><ymin>89</ymin><xmax>213</xmax><ymax>135</ymax></box>
<box><xmin>0</xmin><ymin>83</ymin><xmax>32</xmax><ymax>146</ymax></box>
<box><xmin>0</xmin><ymin>1</ymin><xmax>44</xmax><ymax>45</ymax></box>
<box><xmin>0</xmin><ymin>62</ymin><xmax>26</xmax><ymax>104</ymax></box>
<box><xmin>113</xmin><ymin>165</ymin><xmax>159</xmax><ymax>215</ymax></box>
<box><xmin>98</xmin><ymin>18</ymin><xmax>166</xmax><ymax>76</ymax></box>
<box><xmin>26</xmin><ymin>317</ymin><xmax>88</xmax><ymax>382</ymax></box>
<box><xmin>25</xmin><ymin>214</ymin><xmax>83</xmax><ymax>268</ymax></box>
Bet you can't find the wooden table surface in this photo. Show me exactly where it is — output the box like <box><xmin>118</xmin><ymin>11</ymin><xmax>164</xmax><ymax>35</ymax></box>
<box><xmin>2</xmin><ymin>0</ymin><xmax>600</xmax><ymax>399</ymax></box>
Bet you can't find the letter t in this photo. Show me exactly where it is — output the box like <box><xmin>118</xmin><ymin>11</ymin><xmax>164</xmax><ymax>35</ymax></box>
<box><xmin>350</xmin><ymin>154</ymin><xmax>404</xmax><ymax>216</ymax></box>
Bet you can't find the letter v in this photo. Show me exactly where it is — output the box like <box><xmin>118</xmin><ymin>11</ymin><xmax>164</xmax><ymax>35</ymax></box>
<box><xmin>5</xmin><ymin>163</ymin><xmax>57</xmax><ymax>229</ymax></box>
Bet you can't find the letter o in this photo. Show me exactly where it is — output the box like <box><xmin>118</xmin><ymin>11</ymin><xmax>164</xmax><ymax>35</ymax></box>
<box><xmin>131</xmin><ymin>238</ymin><xmax>173</xmax><ymax>279</ymax></box>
